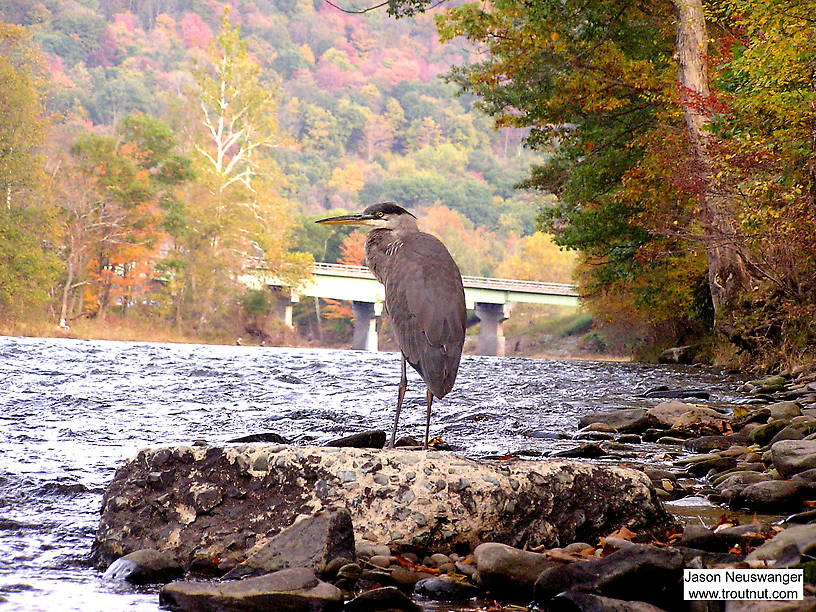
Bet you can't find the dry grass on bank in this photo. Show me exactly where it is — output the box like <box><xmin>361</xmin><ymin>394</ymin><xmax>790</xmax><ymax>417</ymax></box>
<box><xmin>1</xmin><ymin>315</ymin><xmax>234</xmax><ymax>346</ymax></box>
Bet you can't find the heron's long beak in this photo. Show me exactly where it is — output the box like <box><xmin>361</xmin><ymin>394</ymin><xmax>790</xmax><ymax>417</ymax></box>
<box><xmin>315</xmin><ymin>213</ymin><xmax>375</xmax><ymax>226</ymax></box>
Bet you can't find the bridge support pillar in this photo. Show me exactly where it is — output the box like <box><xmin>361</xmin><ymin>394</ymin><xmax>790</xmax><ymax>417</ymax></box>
<box><xmin>351</xmin><ymin>301</ymin><xmax>380</xmax><ymax>351</ymax></box>
<box><xmin>272</xmin><ymin>290</ymin><xmax>298</xmax><ymax>328</ymax></box>
<box><xmin>475</xmin><ymin>302</ymin><xmax>509</xmax><ymax>356</ymax></box>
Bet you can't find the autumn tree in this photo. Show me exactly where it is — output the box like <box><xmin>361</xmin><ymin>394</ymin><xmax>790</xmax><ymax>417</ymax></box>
<box><xmin>67</xmin><ymin>129</ymin><xmax>164</xmax><ymax>318</ymax></box>
<box><xmin>186</xmin><ymin>9</ymin><xmax>310</xmax><ymax>329</ymax></box>
<box><xmin>0</xmin><ymin>22</ymin><xmax>59</xmax><ymax>318</ymax></box>
<box><xmin>322</xmin><ymin>230</ymin><xmax>366</xmax><ymax>320</ymax></box>
<box><xmin>496</xmin><ymin>232</ymin><xmax>574</xmax><ymax>284</ymax></box>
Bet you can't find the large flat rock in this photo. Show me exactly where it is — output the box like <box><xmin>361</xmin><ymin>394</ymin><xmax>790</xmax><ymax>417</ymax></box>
<box><xmin>93</xmin><ymin>445</ymin><xmax>670</xmax><ymax>571</ymax></box>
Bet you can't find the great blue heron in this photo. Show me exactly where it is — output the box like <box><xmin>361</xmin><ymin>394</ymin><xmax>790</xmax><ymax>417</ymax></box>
<box><xmin>316</xmin><ymin>202</ymin><xmax>467</xmax><ymax>449</ymax></box>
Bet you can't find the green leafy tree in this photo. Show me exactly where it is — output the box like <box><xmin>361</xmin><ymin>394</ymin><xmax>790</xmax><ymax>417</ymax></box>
<box><xmin>0</xmin><ymin>22</ymin><xmax>59</xmax><ymax>319</ymax></box>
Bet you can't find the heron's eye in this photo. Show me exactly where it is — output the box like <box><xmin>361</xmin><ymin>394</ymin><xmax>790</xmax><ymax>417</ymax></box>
<box><xmin>376</xmin><ymin>211</ymin><xmax>384</xmax><ymax>218</ymax></box>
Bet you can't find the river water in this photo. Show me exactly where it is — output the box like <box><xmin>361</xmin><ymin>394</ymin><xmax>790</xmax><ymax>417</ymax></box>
<box><xmin>0</xmin><ymin>336</ymin><xmax>748</xmax><ymax>611</ymax></box>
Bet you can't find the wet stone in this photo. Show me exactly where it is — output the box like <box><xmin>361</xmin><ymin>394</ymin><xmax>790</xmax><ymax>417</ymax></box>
<box><xmin>414</xmin><ymin>575</ymin><xmax>479</xmax><ymax>601</ymax></box>
<box><xmin>740</xmin><ymin>480</ymin><xmax>808</xmax><ymax>510</ymax></box>
<box><xmin>369</xmin><ymin>555</ymin><xmax>392</xmax><ymax>569</ymax></box>
<box><xmin>102</xmin><ymin>549</ymin><xmax>182</xmax><ymax>585</ymax></box>
<box><xmin>345</xmin><ymin>586</ymin><xmax>419</xmax><ymax>612</ymax></box>
<box><xmin>325</xmin><ymin>430</ymin><xmax>386</xmax><ymax>449</ymax></box>
<box><xmin>159</xmin><ymin>567</ymin><xmax>342</xmax><ymax>612</ymax></box>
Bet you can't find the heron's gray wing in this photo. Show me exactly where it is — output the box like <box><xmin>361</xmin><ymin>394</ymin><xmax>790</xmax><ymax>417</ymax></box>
<box><xmin>383</xmin><ymin>232</ymin><xmax>466</xmax><ymax>398</ymax></box>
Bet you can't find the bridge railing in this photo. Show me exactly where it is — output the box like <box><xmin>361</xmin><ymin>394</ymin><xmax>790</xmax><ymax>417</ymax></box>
<box><xmin>312</xmin><ymin>262</ymin><xmax>578</xmax><ymax>296</ymax></box>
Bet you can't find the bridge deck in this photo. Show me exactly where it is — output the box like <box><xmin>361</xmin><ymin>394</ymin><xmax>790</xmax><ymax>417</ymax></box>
<box><xmin>243</xmin><ymin>262</ymin><xmax>579</xmax><ymax>307</ymax></box>
<box><xmin>312</xmin><ymin>263</ymin><xmax>578</xmax><ymax>297</ymax></box>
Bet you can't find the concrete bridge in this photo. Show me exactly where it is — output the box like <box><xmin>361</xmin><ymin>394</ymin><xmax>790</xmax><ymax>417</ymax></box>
<box><xmin>241</xmin><ymin>263</ymin><xmax>578</xmax><ymax>356</ymax></box>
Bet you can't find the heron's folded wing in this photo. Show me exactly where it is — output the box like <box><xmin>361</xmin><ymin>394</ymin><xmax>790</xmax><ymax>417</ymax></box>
<box><xmin>384</xmin><ymin>233</ymin><xmax>466</xmax><ymax>397</ymax></box>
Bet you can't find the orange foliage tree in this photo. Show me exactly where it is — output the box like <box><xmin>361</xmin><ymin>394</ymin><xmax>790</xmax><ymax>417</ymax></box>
<box><xmin>323</xmin><ymin>230</ymin><xmax>366</xmax><ymax>320</ymax></box>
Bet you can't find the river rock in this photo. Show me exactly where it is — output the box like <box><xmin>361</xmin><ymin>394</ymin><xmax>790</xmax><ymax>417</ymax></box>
<box><xmin>533</xmin><ymin>544</ymin><xmax>683</xmax><ymax>609</ymax></box>
<box><xmin>345</xmin><ymin>586</ymin><xmax>419</xmax><ymax>612</ymax></box>
<box><xmin>93</xmin><ymin>445</ymin><xmax>670</xmax><ymax>569</ymax></box>
<box><xmin>746</xmin><ymin>524</ymin><xmax>816</xmax><ymax>567</ymax></box>
<box><xmin>739</xmin><ymin>481</ymin><xmax>807</xmax><ymax>510</ymax></box>
<box><xmin>772</xmin><ymin>440</ymin><xmax>816</xmax><ymax>478</ymax></box>
<box><xmin>223</xmin><ymin>510</ymin><xmax>354</xmax><ymax>579</ymax></box>
<box><xmin>673</xmin><ymin>408</ymin><xmax>730</xmax><ymax>429</ymax></box>
<box><xmin>577</xmin><ymin>409</ymin><xmax>657</xmax><ymax>433</ymax></box>
<box><xmin>414</xmin><ymin>575</ymin><xmax>479</xmax><ymax>601</ymax></box>
<box><xmin>643</xmin><ymin>387</ymin><xmax>710</xmax><ymax>400</ymax></box>
<box><xmin>325</xmin><ymin>430</ymin><xmax>386</xmax><ymax>449</ymax></box>
<box><xmin>553</xmin><ymin>443</ymin><xmax>608</xmax><ymax>458</ymax></box>
<box><xmin>715</xmin><ymin>524</ymin><xmax>769</xmax><ymax>546</ymax></box>
<box><xmin>749</xmin><ymin>375</ymin><xmax>787</xmax><ymax>393</ymax></box>
<box><xmin>473</xmin><ymin>542</ymin><xmax>559</xmax><ymax>596</ymax></box>
<box><xmin>552</xmin><ymin>590</ymin><xmax>668</xmax><ymax>612</ymax></box>
<box><xmin>769</xmin><ymin>425</ymin><xmax>808</xmax><ymax>445</ymax></box>
<box><xmin>102</xmin><ymin>548</ymin><xmax>183</xmax><ymax>584</ymax></box>
<box><xmin>792</xmin><ymin>468</ymin><xmax>816</xmax><ymax>484</ymax></box>
<box><xmin>749</xmin><ymin>422</ymin><xmax>788</xmax><ymax>445</ymax></box>
<box><xmin>732</xmin><ymin>408</ymin><xmax>771</xmax><ymax>429</ymax></box>
<box><xmin>159</xmin><ymin>567</ymin><xmax>343</xmax><ymax>612</ymax></box>
<box><xmin>228</xmin><ymin>432</ymin><xmax>289</xmax><ymax>444</ymax></box>
<box><xmin>646</xmin><ymin>401</ymin><xmax>693</xmax><ymax>428</ymax></box>
<box><xmin>769</xmin><ymin>401</ymin><xmax>802</xmax><ymax>421</ymax></box>
<box><xmin>715</xmin><ymin>472</ymin><xmax>773</xmax><ymax>501</ymax></box>
<box><xmin>649</xmin><ymin>402</ymin><xmax>728</xmax><ymax>430</ymax></box>
<box><xmin>679</xmin><ymin>525</ymin><xmax>727</xmax><ymax>553</ymax></box>
<box><xmin>683</xmin><ymin>436</ymin><xmax>735</xmax><ymax>453</ymax></box>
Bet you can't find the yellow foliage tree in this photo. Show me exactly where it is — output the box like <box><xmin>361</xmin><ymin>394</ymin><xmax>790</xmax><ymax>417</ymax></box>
<box><xmin>496</xmin><ymin>232</ymin><xmax>575</xmax><ymax>283</ymax></box>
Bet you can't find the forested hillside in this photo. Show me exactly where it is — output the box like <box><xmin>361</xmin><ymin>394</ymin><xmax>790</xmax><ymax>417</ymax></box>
<box><xmin>0</xmin><ymin>0</ymin><xmax>573</xmax><ymax>345</ymax></box>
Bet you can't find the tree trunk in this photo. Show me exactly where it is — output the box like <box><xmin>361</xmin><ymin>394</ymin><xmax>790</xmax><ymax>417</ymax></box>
<box><xmin>672</xmin><ymin>0</ymin><xmax>748</xmax><ymax>321</ymax></box>
<box><xmin>59</xmin><ymin>256</ymin><xmax>75</xmax><ymax>326</ymax></box>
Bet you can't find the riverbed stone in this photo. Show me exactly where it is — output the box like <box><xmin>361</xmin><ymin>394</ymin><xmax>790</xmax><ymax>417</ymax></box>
<box><xmin>552</xmin><ymin>591</ymin><xmax>669</xmax><ymax>612</ymax></box>
<box><xmin>739</xmin><ymin>480</ymin><xmax>807</xmax><ymax>510</ymax></box>
<box><xmin>683</xmin><ymin>436</ymin><xmax>735</xmax><ymax>453</ymax></box>
<box><xmin>577</xmin><ymin>409</ymin><xmax>657</xmax><ymax>433</ymax></box>
<box><xmin>749</xmin><ymin>421</ymin><xmax>788</xmax><ymax>445</ymax></box>
<box><xmin>414</xmin><ymin>575</ymin><xmax>479</xmax><ymax>601</ymax></box>
<box><xmin>102</xmin><ymin>548</ymin><xmax>182</xmax><ymax>584</ymax></box>
<box><xmin>746</xmin><ymin>524</ymin><xmax>816</xmax><ymax>566</ymax></box>
<box><xmin>345</xmin><ymin>586</ymin><xmax>419</xmax><ymax>612</ymax></box>
<box><xmin>672</xmin><ymin>407</ymin><xmax>730</xmax><ymax>429</ymax></box>
<box><xmin>648</xmin><ymin>401</ymin><xmax>722</xmax><ymax>429</ymax></box>
<box><xmin>749</xmin><ymin>375</ymin><xmax>787</xmax><ymax>393</ymax></box>
<box><xmin>715</xmin><ymin>472</ymin><xmax>773</xmax><ymax>501</ymax></box>
<box><xmin>93</xmin><ymin>445</ymin><xmax>670</xmax><ymax>569</ymax></box>
<box><xmin>473</xmin><ymin>542</ymin><xmax>559</xmax><ymax>596</ymax></box>
<box><xmin>772</xmin><ymin>440</ymin><xmax>816</xmax><ymax>478</ymax></box>
<box><xmin>679</xmin><ymin>525</ymin><xmax>727</xmax><ymax>553</ymax></box>
<box><xmin>159</xmin><ymin>567</ymin><xmax>343</xmax><ymax>611</ymax></box>
<box><xmin>325</xmin><ymin>430</ymin><xmax>386</xmax><ymax>449</ymax></box>
<box><xmin>769</xmin><ymin>425</ymin><xmax>807</xmax><ymax>444</ymax></box>
<box><xmin>223</xmin><ymin>510</ymin><xmax>354</xmax><ymax>579</ymax></box>
<box><xmin>769</xmin><ymin>401</ymin><xmax>802</xmax><ymax>421</ymax></box>
<box><xmin>533</xmin><ymin>544</ymin><xmax>683</xmax><ymax>609</ymax></box>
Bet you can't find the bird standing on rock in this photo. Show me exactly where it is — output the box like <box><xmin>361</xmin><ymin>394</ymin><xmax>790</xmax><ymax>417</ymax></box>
<box><xmin>316</xmin><ymin>202</ymin><xmax>467</xmax><ymax>449</ymax></box>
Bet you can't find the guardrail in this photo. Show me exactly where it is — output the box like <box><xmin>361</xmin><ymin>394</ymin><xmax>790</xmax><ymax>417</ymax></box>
<box><xmin>312</xmin><ymin>262</ymin><xmax>578</xmax><ymax>296</ymax></box>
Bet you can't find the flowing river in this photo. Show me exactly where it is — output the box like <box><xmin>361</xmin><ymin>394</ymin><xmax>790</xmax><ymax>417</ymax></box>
<box><xmin>0</xmin><ymin>336</ymin><xmax>748</xmax><ymax>611</ymax></box>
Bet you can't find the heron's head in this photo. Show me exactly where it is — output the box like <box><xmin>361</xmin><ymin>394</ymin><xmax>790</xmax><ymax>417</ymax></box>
<box><xmin>315</xmin><ymin>202</ymin><xmax>417</xmax><ymax>231</ymax></box>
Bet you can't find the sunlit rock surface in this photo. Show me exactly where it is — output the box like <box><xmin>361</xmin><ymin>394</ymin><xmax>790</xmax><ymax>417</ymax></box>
<box><xmin>93</xmin><ymin>445</ymin><xmax>670</xmax><ymax>571</ymax></box>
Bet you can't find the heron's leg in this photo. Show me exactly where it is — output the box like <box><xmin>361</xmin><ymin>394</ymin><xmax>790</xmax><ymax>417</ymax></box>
<box><xmin>424</xmin><ymin>388</ymin><xmax>434</xmax><ymax>450</ymax></box>
<box><xmin>389</xmin><ymin>353</ymin><xmax>408</xmax><ymax>448</ymax></box>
